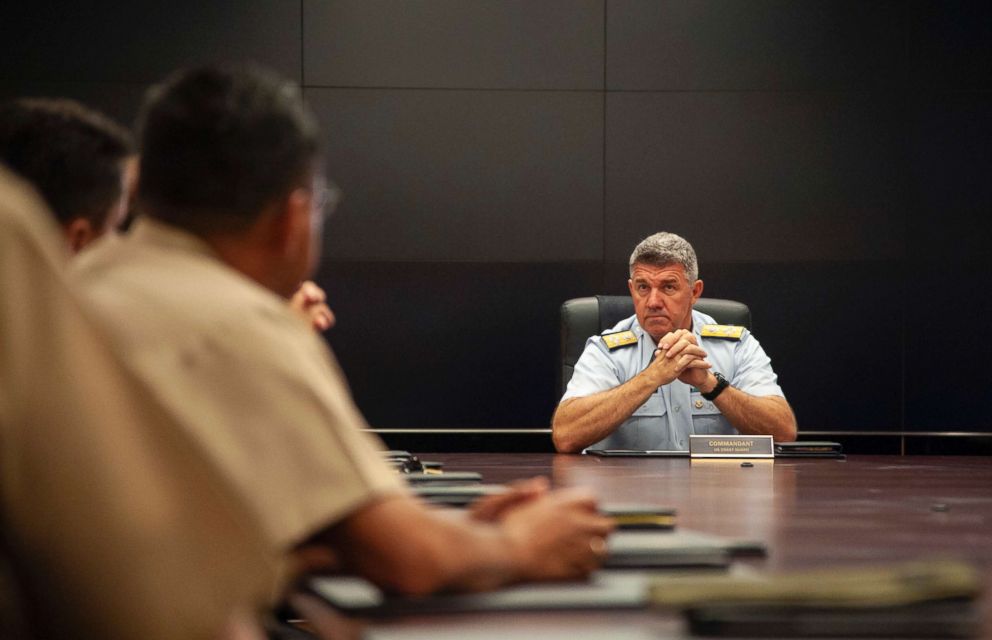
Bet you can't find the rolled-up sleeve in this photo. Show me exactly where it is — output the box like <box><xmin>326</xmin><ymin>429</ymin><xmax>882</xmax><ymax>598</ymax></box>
<box><xmin>561</xmin><ymin>338</ymin><xmax>624</xmax><ymax>402</ymax></box>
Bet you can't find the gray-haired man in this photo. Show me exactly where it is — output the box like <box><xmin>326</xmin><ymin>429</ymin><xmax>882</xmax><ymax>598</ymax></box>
<box><xmin>552</xmin><ymin>232</ymin><xmax>796</xmax><ymax>453</ymax></box>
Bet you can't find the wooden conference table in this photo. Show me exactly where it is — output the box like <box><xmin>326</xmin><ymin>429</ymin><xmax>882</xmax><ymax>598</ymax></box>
<box><xmin>302</xmin><ymin>454</ymin><xmax>992</xmax><ymax>639</ymax></box>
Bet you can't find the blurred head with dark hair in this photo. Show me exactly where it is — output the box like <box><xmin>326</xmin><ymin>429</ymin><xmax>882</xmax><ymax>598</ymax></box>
<box><xmin>136</xmin><ymin>64</ymin><xmax>328</xmax><ymax>296</ymax></box>
<box><xmin>0</xmin><ymin>98</ymin><xmax>135</xmax><ymax>252</ymax></box>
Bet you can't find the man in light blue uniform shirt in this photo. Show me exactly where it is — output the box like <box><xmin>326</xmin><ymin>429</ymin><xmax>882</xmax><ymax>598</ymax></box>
<box><xmin>552</xmin><ymin>232</ymin><xmax>797</xmax><ymax>453</ymax></box>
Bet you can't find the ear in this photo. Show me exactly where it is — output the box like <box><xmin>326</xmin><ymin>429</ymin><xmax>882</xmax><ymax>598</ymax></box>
<box><xmin>691</xmin><ymin>279</ymin><xmax>704</xmax><ymax>304</ymax></box>
<box><xmin>627</xmin><ymin>278</ymin><xmax>635</xmax><ymax>297</ymax></box>
<box><xmin>65</xmin><ymin>217</ymin><xmax>97</xmax><ymax>254</ymax></box>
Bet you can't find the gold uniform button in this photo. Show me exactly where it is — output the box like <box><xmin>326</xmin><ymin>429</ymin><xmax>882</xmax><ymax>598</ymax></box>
<box><xmin>694</xmin><ymin>399</ymin><xmax>704</xmax><ymax>409</ymax></box>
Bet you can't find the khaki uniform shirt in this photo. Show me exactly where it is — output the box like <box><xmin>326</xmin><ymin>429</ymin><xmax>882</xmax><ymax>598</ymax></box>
<box><xmin>0</xmin><ymin>167</ymin><xmax>280</xmax><ymax>640</ymax></box>
<box><xmin>73</xmin><ymin>217</ymin><xmax>404</xmax><ymax>552</ymax></box>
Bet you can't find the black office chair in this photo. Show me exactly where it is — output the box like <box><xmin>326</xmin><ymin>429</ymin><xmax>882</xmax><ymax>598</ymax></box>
<box><xmin>558</xmin><ymin>296</ymin><xmax>751</xmax><ymax>396</ymax></box>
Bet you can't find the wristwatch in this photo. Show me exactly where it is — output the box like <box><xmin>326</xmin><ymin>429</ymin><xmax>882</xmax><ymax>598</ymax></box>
<box><xmin>702</xmin><ymin>372</ymin><xmax>730</xmax><ymax>401</ymax></box>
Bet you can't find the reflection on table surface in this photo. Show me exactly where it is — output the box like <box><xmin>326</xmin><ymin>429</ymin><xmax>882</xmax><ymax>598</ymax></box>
<box><xmin>312</xmin><ymin>454</ymin><xmax>992</xmax><ymax>639</ymax></box>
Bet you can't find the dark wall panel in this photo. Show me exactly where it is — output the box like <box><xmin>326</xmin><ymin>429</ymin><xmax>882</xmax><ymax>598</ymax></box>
<box><xmin>904</xmin><ymin>267</ymin><xmax>990</xmax><ymax>430</ymax></box>
<box><xmin>304</xmin><ymin>0</ymin><xmax>604</xmax><ymax>89</ymax></box>
<box><xmin>710</xmin><ymin>262</ymin><xmax>905</xmax><ymax>431</ymax></box>
<box><xmin>309</xmin><ymin>88</ymin><xmax>604</xmax><ymax>262</ymax></box>
<box><xmin>906</xmin><ymin>93</ymin><xmax>992</xmax><ymax>262</ymax></box>
<box><xmin>2</xmin><ymin>2</ymin><xmax>987</xmax><ymax>441</ymax></box>
<box><xmin>908</xmin><ymin>0</ymin><xmax>992</xmax><ymax>90</ymax></box>
<box><xmin>0</xmin><ymin>82</ymin><xmax>147</xmax><ymax>131</ymax></box>
<box><xmin>316</xmin><ymin>261</ymin><xmax>602</xmax><ymax>427</ymax></box>
<box><xmin>605</xmin><ymin>92</ymin><xmax>908</xmax><ymax>264</ymax></box>
<box><xmin>0</xmin><ymin>1</ymin><xmax>301</xmax><ymax>83</ymax></box>
<box><xmin>902</xmin><ymin>92</ymin><xmax>990</xmax><ymax>429</ymax></box>
<box><xmin>903</xmin><ymin>92</ymin><xmax>991</xmax><ymax>430</ymax></box>
<box><xmin>607</xmin><ymin>0</ymin><xmax>906</xmax><ymax>90</ymax></box>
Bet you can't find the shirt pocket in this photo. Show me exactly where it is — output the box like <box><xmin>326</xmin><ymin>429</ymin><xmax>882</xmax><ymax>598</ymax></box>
<box><xmin>632</xmin><ymin>392</ymin><xmax>667</xmax><ymax>417</ymax></box>
<box><xmin>619</xmin><ymin>392</ymin><xmax>670</xmax><ymax>449</ymax></box>
<box><xmin>690</xmin><ymin>393</ymin><xmax>732</xmax><ymax>435</ymax></box>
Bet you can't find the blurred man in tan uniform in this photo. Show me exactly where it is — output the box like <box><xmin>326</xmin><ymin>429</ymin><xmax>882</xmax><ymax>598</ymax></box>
<box><xmin>0</xmin><ymin>98</ymin><xmax>135</xmax><ymax>252</ymax></box>
<box><xmin>0</xmin><ymin>97</ymin><xmax>333</xmax><ymax>333</ymax></box>
<box><xmin>74</xmin><ymin>65</ymin><xmax>613</xmax><ymax>598</ymax></box>
<box><xmin>0</xmin><ymin>167</ymin><xmax>279</xmax><ymax>639</ymax></box>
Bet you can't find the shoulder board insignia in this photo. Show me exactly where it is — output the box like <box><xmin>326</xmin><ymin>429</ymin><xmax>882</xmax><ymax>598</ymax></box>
<box><xmin>601</xmin><ymin>330</ymin><xmax>637</xmax><ymax>351</ymax></box>
<box><xmin>700</xmin><ymin>324</ymin><xmax>745</xmax><ymax>341</ymax></box>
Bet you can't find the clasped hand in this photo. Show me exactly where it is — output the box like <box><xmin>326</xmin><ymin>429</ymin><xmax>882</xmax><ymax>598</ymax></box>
<box><xmin>649</xmin><ymin>329</ymin><xmax>711</xmax><ymax>387</ymax></box>
<box><xmin>470</xmin><ymin>477</ymin><xmax>615</xmax><ymax>580</ymax></box>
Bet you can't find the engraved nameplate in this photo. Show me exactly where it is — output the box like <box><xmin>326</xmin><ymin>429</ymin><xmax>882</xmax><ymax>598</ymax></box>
<box><xmin>689</xmin><ymin>434</ymin><xmax>774</xmax><ymax>458</ymax></box>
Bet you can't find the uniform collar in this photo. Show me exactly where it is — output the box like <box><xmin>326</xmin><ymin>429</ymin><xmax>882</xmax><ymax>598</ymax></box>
<box><xmin>629</xmin><ymin>319</ymin><xmax>656</xmax><ymax>373</ymax></box>
<box><xmin>691</xmin><ymin>308</ymin><xmax>717</xmax><ymax>339</ymax></box>
<box><xmin>631</xmin><ymin>317</ymin><xmax>645</xmax><ymax>340</ymax></box>
<box><xmin>126</xmin><ymin>217</ymin><xmax>298</xmax><ymax>320</ymax></box>
<box><xmin>130</xmin><ymin>217</ymin><xmax>220</xmax><ymax>260</ymax></box>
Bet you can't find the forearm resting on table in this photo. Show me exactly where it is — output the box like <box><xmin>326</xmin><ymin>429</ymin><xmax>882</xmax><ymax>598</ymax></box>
<box><xmin>302</xmin><ymin>494</ymin><xmax>520</xmax><ymax>596</ymax></box>
<box><xmin>552</xmin><ymin>376</ymin><xmax>658</xmax><ymax>453</ymax></box>
<box><xmin>713</xmin><ymin>388</ymin><xmax>797</xmax><ymax>442</ymax></box>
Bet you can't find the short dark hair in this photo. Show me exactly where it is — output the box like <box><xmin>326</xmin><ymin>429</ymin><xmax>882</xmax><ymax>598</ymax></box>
<box><xmin>137</xmin><ymin>65</ymin><xmax>321</xmax><ymax>235</ymax></box>
<box><xmin>0</xmin><ymin>98</ymin><xmax>133</xmax><ymax>228</ymax></box>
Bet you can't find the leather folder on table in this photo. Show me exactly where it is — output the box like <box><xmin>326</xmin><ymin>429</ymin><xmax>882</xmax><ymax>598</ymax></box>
<box><xmin>774</xmin><ymin>441</ymin><xmax>844</xmax><ymax>459</ymax></box>
<box><xmin>366</xmin><ymin>627</ymin><xmax>659</xmax><ymax>640</ymax></box>
<box><xmin>604</xmin><ymin>529</ymin><xmax>765</xmax><ymax>569</ymax></box>
<box><xmin>402</xmin><ymin>471</ymin><xmax>482</xmax><ymax>485</ymax></box>
<box><xmin>309</xmin><ymin>570</ymin><xmax>651</xmax><ymax>616</ymax></box>
<box><xmin>649</xmin><ymin>559</ymin><xmax>981</xmax><ymax>638</ymax></box>
<box><xmin>411</xmin><ymin>484</ymin><xmax>507</xmax><ymax>507</ymax></box>
<box><xmin>586</xmin><ymin>448</ymin><xmax>690</xmax><ymax>458</ymax></box>
<box><xmin>686</xmin><ymin>600</ymin><xmax>979</xmax><ymax>638</ymax></box>
<box><xmin>602</xmin><ymin>505</ymin><xmax>677</xmax><ymax>531</ymax></box>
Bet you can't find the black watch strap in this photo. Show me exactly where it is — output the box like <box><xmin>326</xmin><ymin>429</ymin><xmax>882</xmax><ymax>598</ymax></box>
<box><xmin>702</xmin><ymin>372</ymin><xmax>729</xmax><ymax>401</ymax></box>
